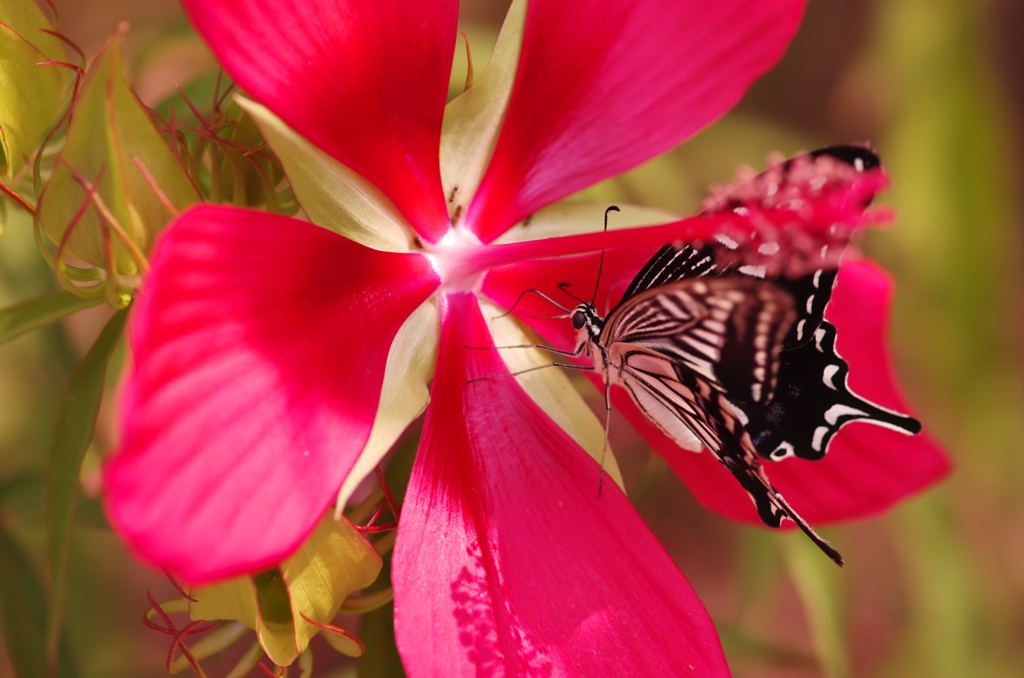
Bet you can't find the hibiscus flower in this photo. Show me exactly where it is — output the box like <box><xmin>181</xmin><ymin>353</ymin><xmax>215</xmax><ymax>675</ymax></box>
<box><xmin>103</xmin><ymin>0</ymin><xmax>949</xmax><ymax>674</ymax></box>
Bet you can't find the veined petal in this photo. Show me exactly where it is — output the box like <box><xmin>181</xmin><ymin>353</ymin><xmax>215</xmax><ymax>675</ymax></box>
<box><xmin>182</xmin><ymin>0</ymin><xmax>457</xmax><ymax>242</ymax></box>
<box><xmin>104</xmin><ymin>206</ymin><xmax>440</xmax><ymax>583</ymax></box>
<box><xmin>624</xmin><ymin>260</ymin><xmax>951</xmax><ymax>525</ymax></box>
<box><xmin>392</xmin><ymin>292</ymin><xmax>729</xmax><ymax>677</ymax></box>
<box><xmin>466</xmin><ymin>0</ymin><xmax>807</xmax><ymax>241</ymax></box>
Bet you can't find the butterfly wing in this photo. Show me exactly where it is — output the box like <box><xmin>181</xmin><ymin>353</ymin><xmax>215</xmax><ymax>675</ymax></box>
<box><xmin>747</xmin><ymin>320</ymin><xmax>922</xmax><ymax>461</ymax></box>
<box><xmin>601</xmin><ymin>276</ymin><xmax>857</xmax><ymax>563</ymax></box>
<box><xmin>604</xmin><ymin>276</ymin><xmax>795</xmax><ymax>406</ymax></box>
<box><xmin>620</xmin><ymin>145</ymin><xmax>882</xmax><ymax>346</ymax></box>
<box><xmin>610</xmin><ymin>145</ymin><xmax>919</xmax><ymax>461</ymax></box>
<box><xmin>615</xmin><ymin>346</ymin><xmax>843</xmax><ymax>565</ymax></box>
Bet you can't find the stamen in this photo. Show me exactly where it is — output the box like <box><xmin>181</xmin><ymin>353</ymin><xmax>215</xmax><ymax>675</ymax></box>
<box><xmin>375</xmin><ymin>466</ymin><xmax>400</xmax><ymax>521</ymax></box>
<box><xmin>163</xmin><ymin>568</ymin><xmax>198</xmax><ymax>602</ymax></box>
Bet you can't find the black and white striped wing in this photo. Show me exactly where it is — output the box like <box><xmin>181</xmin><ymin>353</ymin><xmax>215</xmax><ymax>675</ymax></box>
<box><xmin>603</xmin><ymin>276</ymin><xmax>796</xmax><ymax>406</ymax></box>
<box><xmin>620</xmin><ymin>243</ymin><xmax>721</xmax><ymax>301</ymax></box>
<box><xmin>615</xmin><ymin>348</ymin><xmax>843</xmax><ymax>565</ymax></box>
<box><xmin>622</xmin><ymin>243</ymin><xmax>835</xmax><ymax>350</ymax></box>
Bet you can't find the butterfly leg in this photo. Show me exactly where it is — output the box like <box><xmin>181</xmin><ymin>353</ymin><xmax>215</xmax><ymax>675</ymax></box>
<box><xmin>597</xmin><ymin>381</ymin><xmax>613</xmax><ymax>499</ymax></box>
<box><xmin>466</xmin><ymin>362</ymin><xmax>594</xmax><ymax>383</ymax></box>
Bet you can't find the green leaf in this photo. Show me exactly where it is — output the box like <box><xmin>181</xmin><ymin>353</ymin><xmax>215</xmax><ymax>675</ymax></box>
<box><xmin>0</xmin><ymin>527</ymin><xmax>46</xmax><ymax>678</ymax></box>
<box><xmin>36</xmin><ymin>25</ymin><xmax>199</xmax><ymax>272</ymax></box>
<box><xmin>0</xmin><ymin>526</ymin><xmax>77</xmax><ymax>678</ymax></box>
<box><xmin>0</xmin><ymin>291</ymin><xmax>104</xmax><ymax>345</ymax></box>
<box><xmin>45</xmin><ymin>307</ymin><xmax>127</xmax><ymax>671</ymax></box>
<box><xmin>0</xmin><ymin>0</ymin><xmax>69</xmax><ymax>178</ymax></box>
<box><xmin>779</xmin><ymin>531</ymin><xmax>849</xmax><ymax>678</ymax></box>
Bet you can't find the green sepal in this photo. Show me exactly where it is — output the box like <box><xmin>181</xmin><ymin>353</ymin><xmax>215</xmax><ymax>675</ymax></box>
<box><xmin>35</xmin><ymin>24</ymin><xmax>199</xmax><ymax>273</ymax></box>
<box><xmin>0</xmin><ymin>291</ymin><xmax>104</xmax><ymax>345</ymax></box>
<box><xmin>0</xmin><ymin>0</ymin><xmax>69</xmax><ymax>179</ymax></box>
<box><xmin>44</xmin><ymin>307</ymin><xmax>128</xmax><ymax>672</ymax></box>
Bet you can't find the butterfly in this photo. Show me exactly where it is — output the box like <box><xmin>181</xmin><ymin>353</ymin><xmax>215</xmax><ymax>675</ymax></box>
<box><xmin>568</xmin><ymin>146</ymin><xmax>922</xmax><ymax>565</ymax></box>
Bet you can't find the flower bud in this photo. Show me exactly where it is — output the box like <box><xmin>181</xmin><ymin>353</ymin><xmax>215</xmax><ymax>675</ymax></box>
<box><xmin>0</xmin><ymin>0</ymin><xmax>69</xmax><ymax>179</ymax></box>
<box><xmin>35</xmin><ymin>24</ymin><xmax>199</xmax><ymax>305</ymax></box>
<box><xmin>188</xmin><ymin>513</ymin><xmax>382</xmax><ymax>665</ymax></box>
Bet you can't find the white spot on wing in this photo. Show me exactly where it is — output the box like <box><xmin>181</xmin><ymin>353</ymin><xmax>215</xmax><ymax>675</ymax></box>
<box><xmin>811</xmin><ymin>426</ymin><xmax>829</xmax><ymax>451</ymax></box>
<box><xmin>824</xmin><ymin>403</ymin><xmax>868</xmax><ymax>425</ymax></box>
<box><xmin>770</xmin><ymin>442</ymin><xmax>795</xmax><ymax>461</ymax></box>
<box><xmin>814</xmin><ymin>327</ymin><xmax>827</xmax><ymax>351</ymax></box>
<box><xmin>822</xmin><ymin>364</ymin><xmax>840</xmax><ymax>390</ymax></box>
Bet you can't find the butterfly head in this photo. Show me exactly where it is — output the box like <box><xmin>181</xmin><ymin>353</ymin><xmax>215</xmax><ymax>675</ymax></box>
<box><xmin>571</xmin><ymin>303</ymin><xmax>605</xmax><ymax>344</ymax></box>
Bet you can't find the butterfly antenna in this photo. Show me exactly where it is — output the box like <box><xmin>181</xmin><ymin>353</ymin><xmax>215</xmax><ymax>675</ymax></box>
<box><xmin>557</xmin><ymin>282</ymin><xmax>586</xmax><ymax>304</ymax></box>
<box><xmin>592</xmin><ymin>206</ymin><xmax>620</xmax><ymax>305</ymax></box>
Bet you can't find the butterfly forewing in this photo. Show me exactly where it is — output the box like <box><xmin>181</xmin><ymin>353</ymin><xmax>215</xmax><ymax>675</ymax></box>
<box><xmin>603</xmin><ymin>277</ymin><xmax>796</xmax><ymax>406</ymax></box>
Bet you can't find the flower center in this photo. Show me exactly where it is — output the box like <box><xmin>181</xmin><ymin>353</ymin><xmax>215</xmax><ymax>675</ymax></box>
<box><xmin>423</xmin><ymin>226</ymin><xmax>490</xmax><ymax>292</ymax></box>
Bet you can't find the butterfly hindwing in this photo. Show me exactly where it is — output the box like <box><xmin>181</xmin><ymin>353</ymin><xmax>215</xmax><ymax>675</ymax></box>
<box><xmin>746</xmin><ymin>320</ymin><xmax>922</xmax><ymax>461</ymax></box>
<box><xmin>617</xmin><ymin>350</ymin><xmax>844</xmax><ymax>565</ymax></box>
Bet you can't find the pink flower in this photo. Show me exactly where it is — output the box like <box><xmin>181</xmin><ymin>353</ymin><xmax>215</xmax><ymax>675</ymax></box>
<box><xmin>103</xmin><ymin>0</ymin><xmax>949</xmax><ymax>674</ymax></box>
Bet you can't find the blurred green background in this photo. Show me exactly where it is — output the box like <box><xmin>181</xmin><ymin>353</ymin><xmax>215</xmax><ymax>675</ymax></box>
<box><xmin>0</xmin><ymin>0</ymin><xmax>1020</xmax><ymax>676</ymax></box>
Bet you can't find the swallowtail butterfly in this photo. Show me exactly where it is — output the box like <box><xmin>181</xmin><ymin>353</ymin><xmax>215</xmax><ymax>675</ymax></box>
<box><xmin>570</xmin><ymin>146</ymin><xmax>921</xmax><ymax>565</ymax></box>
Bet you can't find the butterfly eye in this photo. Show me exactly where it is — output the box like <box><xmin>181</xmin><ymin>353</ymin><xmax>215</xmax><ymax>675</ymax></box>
<box><xmin>571</xmin><ymin>310</ymin><xmax>587</xmax><ymax>330</ymax></box>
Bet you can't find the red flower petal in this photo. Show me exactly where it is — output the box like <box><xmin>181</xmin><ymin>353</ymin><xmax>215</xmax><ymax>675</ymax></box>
<box><xmin>104</xmin><ymin>206</ymin><xmax>439</xmax><ymax>583</ymax></box>
<box><xmin>392</xmin><ymin>292</ymin><xmax>729</xmax><ymax>677</ymax></box>
<box><xmin>466</xmin><ymin>0</ymin><xmax>807</xmax><ymax>241</ymax></box>
<box><xmin>622</xmin><ymin>260</ymin><xmax>951</xmax><ymax>525</ymax></box>
<box><xmin>181</xmin><ymin>0</ymin><xmax>457</xmax><ymax>242</ymax></box>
